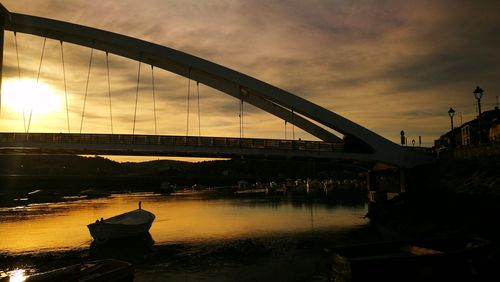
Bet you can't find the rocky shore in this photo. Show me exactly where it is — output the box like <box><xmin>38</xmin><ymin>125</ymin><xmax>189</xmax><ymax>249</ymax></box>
<box><xmin>363</xmin><ymin>157</ymin><xmax>500</xmax><ymax>280</ymax></box>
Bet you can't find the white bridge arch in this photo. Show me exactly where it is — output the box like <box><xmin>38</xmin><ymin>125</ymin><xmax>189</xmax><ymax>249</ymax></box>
<box><xmin>0</xmin><ymin>5</ymin><xmax>431</xmax><ymax>167</ymax></box>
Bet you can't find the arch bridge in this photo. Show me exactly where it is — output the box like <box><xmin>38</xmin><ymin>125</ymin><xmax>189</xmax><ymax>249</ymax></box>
<box><xmin>0</xmin><ymin>4</ymin><xmax>432</xmax><ymax>168</ymax></box>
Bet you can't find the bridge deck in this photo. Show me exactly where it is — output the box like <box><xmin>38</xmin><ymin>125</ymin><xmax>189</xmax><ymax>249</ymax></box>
<box><xmin>0</xmin><ymin>133</ymin><xmax>346</xmax><ymax>159</ymax></box>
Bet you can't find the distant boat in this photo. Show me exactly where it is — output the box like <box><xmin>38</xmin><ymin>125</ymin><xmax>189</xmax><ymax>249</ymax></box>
<box><xmin>234</xmin><ymin>188</ymin><xmax>268</xmax><ymax>196</ymax></box>
<box><xmin>331</xmin><ymin>237</ymin><xmax>491</xmax><ymax>282</ymax></box>
<box><xmin>80</xmin><ymin>188</ymin><xmax>111</xmax><ymax>198</ymax></box>
<box><xmin>156</xmin><ymin>181</ymin><xmax>176</xmax><ymax>194</ymax></box>
<box><xmin>21</xmin><ymin>259</ymin><xmax>133</xmax><ymax>282</ymax></box>
<box><xmin>12</xmin><ymin>189</ymin><xmax>61</xmax><ymax>204</ymax></box>
<box><xmin>87</xmin><ymin>201</ymin><xmax>155</xmax><ymax>244</ymax></box>
<box><xmin>306</xmin><ymin>179</ymin><xmax>323</xmax><ymax>193</ymax></box>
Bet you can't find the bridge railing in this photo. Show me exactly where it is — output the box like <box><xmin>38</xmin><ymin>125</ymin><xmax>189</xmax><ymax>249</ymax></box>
<box><xmin>0</xmin><ymin>133</ymin><xmax>344</xmax><ymax>152</ymax></box>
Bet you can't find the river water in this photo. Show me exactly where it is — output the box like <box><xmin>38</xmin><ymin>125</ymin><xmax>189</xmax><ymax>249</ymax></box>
<box><xmin>0</xmin><ymin>191</ymin><xmax>367</xmax><ymax>254</ymax></box>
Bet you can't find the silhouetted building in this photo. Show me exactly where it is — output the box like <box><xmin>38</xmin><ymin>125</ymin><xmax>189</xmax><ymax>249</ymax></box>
<box><xmin>435</xmin><ymin>127</ymin><xmax>462</xmax><ymax>148</ymax></box>
<box><xmin>490</xmin><ymin>115</ymin><xmax>500</xmax><ymax>142</ymax></box>
<box><xmin>435</xmin><ymin>107</ymin><xmax>500</xmax><ymax>148</ymax></box>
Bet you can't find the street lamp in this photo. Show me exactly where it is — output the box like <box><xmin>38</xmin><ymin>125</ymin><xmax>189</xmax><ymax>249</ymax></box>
<box><xmin>473</xmin><ymin>86</ymin><xmax>484</xmax><ymax>143</ymax></box>
<box><xmin>448</xmin><ymin>107</ymin><xmax>455</xmax><ymax>147</ymax></box>
<box><xmin>448</xmin><ymin>107</ymin><xmax>455</xmax><ymax>131</ymax></box>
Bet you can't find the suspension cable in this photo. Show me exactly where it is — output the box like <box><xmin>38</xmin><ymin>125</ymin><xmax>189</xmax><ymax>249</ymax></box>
<box><xmin>196</xmin><ymin>81</ymin><xmax>201</xmax><ymax>137</ymax></box>
<box><xmin>239</xmin><ymin>99</ymin><xmax>244</xmax><ymax>139</ymax></box>
<box><xmin>60</xmin><ymin>41</ymin><xmax>70</xmax><ymax>133</ymax></box>
<box><xmin>14</xmin><ymin>32</ymin><xmax>26</xmax><ymax>132</ymax></box>
<box><xmin>238</xmin><ymin>100</ymin><xmax>241</xmax><ymax>139</ymax></box>
<box><xmin>106</xmin><ymin>52</ymin><xmax>114</xmax><ymax>134</ymax></box>
<box><xmin>79</xmin><ymin>46</ymin><xmax>94</xmax><ymax>134</ymax></box>
<box><xmin>285</xmin><ymin>120</ymin><xmax>287</xmax><ymax>140</ymax></box>
<box><xmin>27</xmin><ymin>37</ymin><xmax>47</xmax><ymax>133</ymax></box>
<box><xmin>151</xmin><ymin>65</ymin><xmax>157</xmax><ymax>135</ymax></box>
<box><xmin>242</xmin><ymin>100</ymin><xmax>244</xmax><ymax>138</ymax></box>
<box><xmin>292</xmin><ymin>109</ymin><xmax>295</xmax><ymax>140</ymax></box>
<box><xmin>132</xmin><ymin>57</ymin><xmax>142</xmax><ymax>135</ymax></box>
<box><xmin>186</xmin><ymin>67</ymin><xmax>191</xmax><ymax>137</ymax></box>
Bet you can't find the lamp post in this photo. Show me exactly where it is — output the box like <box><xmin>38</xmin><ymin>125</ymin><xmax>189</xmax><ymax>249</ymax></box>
<box><xmin>448</xmin><ymin>107</ymin><xmax>455</xmax><ymax>147</ymax></box>
<box><xmin>448</xmin><ymin>107</ymin><xmax>455</xmax><ymax>131</ymax></box>
<box><xmin>473</xmin><ymin>86</ymin><xmax>484</xmax><ymax>143</ymax></box>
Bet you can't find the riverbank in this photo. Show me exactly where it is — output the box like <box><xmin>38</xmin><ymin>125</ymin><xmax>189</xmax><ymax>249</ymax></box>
<box><xmin>363</xmin><ymin>157</ymin><xmax>500</xmax><ymax>280</ymax></box>
<box><xmin>0</xmin><ymin>155</ymin><xmax>365</xmax><ymax>189</ymax></box>
<box><xmin>369</xmin><ymin>157</ymin><xmax>500</xmax><ymax>237</ymax></box>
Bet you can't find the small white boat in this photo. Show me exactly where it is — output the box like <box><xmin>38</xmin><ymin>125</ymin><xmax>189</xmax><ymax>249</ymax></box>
<box><xmin>87</xmin><ymin>202</ymin><xmax>155</xmax><ymax>244</ymax></box>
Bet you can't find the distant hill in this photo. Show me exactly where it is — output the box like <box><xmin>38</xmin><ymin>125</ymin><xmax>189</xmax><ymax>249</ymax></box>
<box><xmin>0</xmin><ymin>155</ymin><xmax>189</xmax><ymax>176</ymax></box>
<box><xmin>0</xmin><ymin>155</ymin><xmax>366</xmax><ymax>188</ymax></box>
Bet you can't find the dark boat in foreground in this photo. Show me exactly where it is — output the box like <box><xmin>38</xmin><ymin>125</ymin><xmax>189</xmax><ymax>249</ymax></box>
<box><xmin>87</xmin><ymin>202</ymin><xmax>155</xmax><ymax>244</ymax></box>
<box><xmin>331</xmin><ymin>237</ymin><xmax>492</xmax><ymax>282</ymax></box>
<box><xmin>22</xmin><ymin>259</ymin><xmax>133</xmax><ymax>282</ymax></box>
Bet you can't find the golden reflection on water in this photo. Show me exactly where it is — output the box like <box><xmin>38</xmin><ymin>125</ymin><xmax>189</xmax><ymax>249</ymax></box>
<box><xmin>7</xmin><ymin>269</ymin><xmax>26</xmax><ymax>282</ymax></box>
<box><xmin>0</xmin><ymin>193</ymin><xmax>367</xmax><ymax>254</ymax></box>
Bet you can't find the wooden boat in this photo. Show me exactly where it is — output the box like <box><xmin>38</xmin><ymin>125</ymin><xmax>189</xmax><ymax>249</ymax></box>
<box><xmin>23</xmin><ymin>259</ymin><xmax>133</xmax><ymax>282</ymax></box>
<box><xmin>87</xmin><ymin>202</ymin><xmax>155</xmax><ymax>244</ymax></box>
<box><xmin>331</xmin><ymin>237</ymin><xmax>492</xmax><ymax>282</ymax></box>
<box><xmin>234</xmin><ymin>188</ymin><xmax>268</xmax><ymax>196</ymax></box>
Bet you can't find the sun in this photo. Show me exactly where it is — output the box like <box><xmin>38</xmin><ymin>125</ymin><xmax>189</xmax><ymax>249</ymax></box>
<box><xmin>2</xmin><ymin>79</ymin><xmax>61</xmax><ymax>114</ymax></box>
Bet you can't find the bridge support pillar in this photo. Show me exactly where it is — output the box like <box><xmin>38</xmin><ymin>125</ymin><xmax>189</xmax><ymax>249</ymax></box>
<box><xmin>367</xmin><ymin>164</ymin><xmax>406</xmax><ymax>203</ymax></box>
<box><xmin>366</xmin><ymin>163</ymin><xmax>436</xmax><ymax>218</ymax></box>
<box><xmin>368</xmin><ymin>164</ymin><xmax>439</xmax><ymax>202</ymax></box>
<box><xmin>366</xmin><ymin>165</ymin><xmax>405</xmax><ymax>219</ymax></box>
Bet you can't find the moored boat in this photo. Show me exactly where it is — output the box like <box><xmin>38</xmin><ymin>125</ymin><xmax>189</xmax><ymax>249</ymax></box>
<box><xmin>331</xmin><ymin>237</ymin><xmax>492</xmax><ymax>282</ymax></box>
<box><xmin>87</xmin><ymin>202</ymin><xmax>155</xmax><ymax>244</ymax></box>
<box><xmin>23</xmin><ymin>259</ymin><xmax>133</xmax><ymax>282</ymax></box>
<box><xmin>80</xmin><ymin>188</ymin><xmax>111</xmax><ymax>198</ymax></box>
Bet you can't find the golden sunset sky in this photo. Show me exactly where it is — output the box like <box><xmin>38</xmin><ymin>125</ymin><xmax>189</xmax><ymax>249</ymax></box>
<box><xmin>1</xmin><ymin>0</ymin><xmax>499</xmax><ymax>155</ymax></box>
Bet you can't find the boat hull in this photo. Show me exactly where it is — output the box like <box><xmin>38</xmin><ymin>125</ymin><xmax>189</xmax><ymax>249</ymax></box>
<box><xmin>24</xmin><ymin>259</ymin><xmax>133</xmax><ymax>282</ymax></box>
<box><xmin>88</xmin><ymin>209</ymin><xmax>155</xmax><ymax>244</ymax></box>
